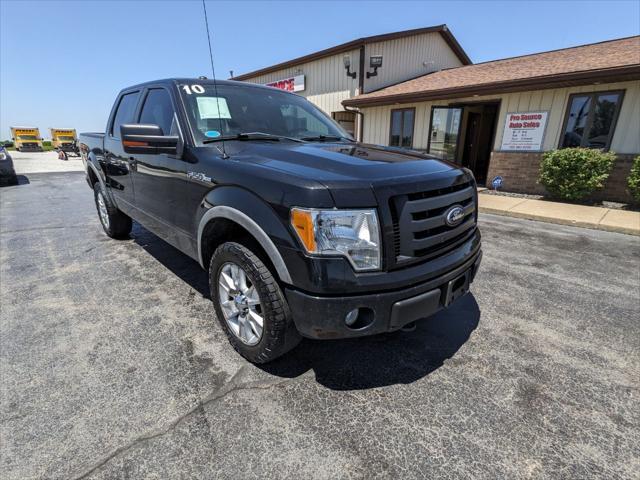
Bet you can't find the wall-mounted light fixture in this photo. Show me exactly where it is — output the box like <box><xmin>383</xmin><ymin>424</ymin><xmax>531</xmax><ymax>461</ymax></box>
<box><xmin>343</xmin><ymin>55</ymin><xmax>357</xmax><ymax>79</ymax></box>
<box><xmin>366</xmin><ymin>55</ymin><xmax>383</xmax><ymax>78</ymax></box>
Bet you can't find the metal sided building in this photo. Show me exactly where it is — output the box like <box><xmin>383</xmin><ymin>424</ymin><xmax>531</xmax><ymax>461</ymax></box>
<box><xmin>234</xmin><ymin>29</ymin><xmax>640</xmax><ymax>202</ymax></box>
<box><xmin>232</xmin><ymin>25</ymin><xmax>471</xmax><ymax>140</ymax></box>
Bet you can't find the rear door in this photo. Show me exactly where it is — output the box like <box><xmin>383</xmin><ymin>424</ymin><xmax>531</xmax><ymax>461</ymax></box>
<box><xmin>104</xmin><ymin>90</ymin><xmax>141</xmax><ymax>209</ymax></box>
<box><xmin>129</xmin><ymin>86</ymin><xmax>190</xmax><ymax>248</ymax></box>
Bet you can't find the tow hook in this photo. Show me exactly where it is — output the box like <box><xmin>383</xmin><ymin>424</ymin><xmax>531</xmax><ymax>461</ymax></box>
<box><xmin>401</xmin><ymin>321</ymin><xmax>417</xmax><ymax>332</ymax></box>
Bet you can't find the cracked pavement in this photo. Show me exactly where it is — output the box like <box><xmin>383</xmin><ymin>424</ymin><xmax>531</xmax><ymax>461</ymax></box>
<box><xmin>1</xmin><ymin>171</ymin><xmax>639</xmax><ymax>479</ymax></box>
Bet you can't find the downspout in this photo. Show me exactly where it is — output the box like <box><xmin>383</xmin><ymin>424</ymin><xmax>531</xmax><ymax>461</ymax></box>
<box><xmin>348</xmin><ymin>44</ymin><xmax>366</xmax><ymax>143</ymax></box>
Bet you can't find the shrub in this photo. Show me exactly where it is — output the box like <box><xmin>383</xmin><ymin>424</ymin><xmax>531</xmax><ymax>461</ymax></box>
<box><xmin>539</xmin><ymin>148</ymin><xmax>615</xmax><ymax>200</ymax></box>
<box><xmin>628</xmin><ymin>156</ymin><xmax>640</xmax><ymax>202</ymax></box>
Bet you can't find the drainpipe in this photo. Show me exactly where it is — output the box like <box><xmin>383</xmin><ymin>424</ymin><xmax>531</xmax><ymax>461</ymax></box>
<box><xmin>349</xmin><ymin>44</ymin><xmax>366</xmax><ymax>143</ymax></box>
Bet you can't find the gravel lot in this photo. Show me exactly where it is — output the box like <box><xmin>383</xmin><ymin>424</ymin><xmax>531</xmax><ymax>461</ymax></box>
<box><xmin>9</xmin><ymin>150</ymin><xmax>84</xmax><ymax>175</ymax></box>
<box><xmin>1</xmin><ymin>166</ymin><xmax>639</xmax><ymax>479</ymax></box>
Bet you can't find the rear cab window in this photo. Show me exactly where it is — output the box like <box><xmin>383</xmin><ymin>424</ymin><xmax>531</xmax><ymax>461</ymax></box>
<box><xmin>110</xmin><ymin>91</ymin><xmax>140</xmax><ymax>138</ymax></box>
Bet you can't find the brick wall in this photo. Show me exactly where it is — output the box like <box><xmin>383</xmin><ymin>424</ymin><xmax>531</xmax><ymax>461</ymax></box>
<box><xmin>486</xmin><ymin>151</ymin><xmax>638</xmax><ymax>203</ymax></box>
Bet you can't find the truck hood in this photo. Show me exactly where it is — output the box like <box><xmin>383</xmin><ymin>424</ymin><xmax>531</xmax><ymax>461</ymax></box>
<box><xmin>233</xmin><ymin>141</ymin><xmax>456</xmax><ymax>183</ymax></box>
<box><xmin>229</xmin><ymin>141</ymin><xmax>468</xmax><ymax>207</ymax></box>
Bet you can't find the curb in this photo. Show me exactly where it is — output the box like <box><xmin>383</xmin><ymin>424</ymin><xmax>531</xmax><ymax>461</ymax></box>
<box><xmin>479</xmin><ymin>207</ymin><xmax>640</xmax><ymax>236</ymax></box>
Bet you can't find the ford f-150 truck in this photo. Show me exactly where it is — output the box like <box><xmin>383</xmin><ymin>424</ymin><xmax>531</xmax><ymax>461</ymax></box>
<box><xmin>79</xmin><ymin>78</ymin><xmax>481</xmax><ymax>363</ymax></box>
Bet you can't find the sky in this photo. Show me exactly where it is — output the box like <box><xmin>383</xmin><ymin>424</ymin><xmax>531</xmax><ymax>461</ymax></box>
<box><xmin>1</xmin><ymin>0</ymin><xmax>639</xmax><ymax>140</ymax></box>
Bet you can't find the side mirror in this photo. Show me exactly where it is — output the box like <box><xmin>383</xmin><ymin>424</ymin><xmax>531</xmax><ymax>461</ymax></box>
<box><xmin>121</xmin><ymin>124</ymin><xmax>180</xmax><ymax>155</ymax></box>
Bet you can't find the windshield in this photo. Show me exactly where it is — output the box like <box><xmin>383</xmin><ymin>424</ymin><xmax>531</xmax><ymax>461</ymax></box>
<box><xmin>58</xmin><ymin>136</ymin><xmax>75</xmax><ymax>141</ymax></box>
<box><xmin>18</xmin><ymin>135</ymin><xmax>38</xmax><ymax>140</ymax></box>
<box><xmin>179</xmin><ymin>83</ymin><xmax>350</xmax><ymax>145</ymax></box>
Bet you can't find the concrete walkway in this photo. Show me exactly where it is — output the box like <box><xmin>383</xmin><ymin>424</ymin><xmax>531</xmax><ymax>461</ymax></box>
<box><xmin>479</xmin><ymin>193</ymin><xmax>640</xmax><ymax>236</ymax></box>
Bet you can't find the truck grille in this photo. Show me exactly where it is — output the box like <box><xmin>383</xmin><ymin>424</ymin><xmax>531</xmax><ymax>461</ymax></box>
<box><xmin>390</xmin><ymin>181</ymin><xmax>476</xmax><ymax>265</ymax></box>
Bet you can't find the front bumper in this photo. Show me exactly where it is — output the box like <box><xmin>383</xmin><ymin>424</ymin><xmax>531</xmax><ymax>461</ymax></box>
<box><xmin>286</xmin><ymin>249</ymin><xmax>482</xmax><ymax>339</ymax></box>
<box><xmin>20</xmin><ymin>144</ymin><xmax>41</xmax><ymax>151</ymax></box>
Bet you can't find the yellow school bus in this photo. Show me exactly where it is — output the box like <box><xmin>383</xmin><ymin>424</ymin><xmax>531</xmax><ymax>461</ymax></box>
<box><xmin>10</xmin><ymin>127</ymin><xmax>43</xmax><ymax>152</ymax></box>
<box><xmin>50</xmin><ymin>128</ymin><xmax>78</xmax><ymax>154</ymax></box>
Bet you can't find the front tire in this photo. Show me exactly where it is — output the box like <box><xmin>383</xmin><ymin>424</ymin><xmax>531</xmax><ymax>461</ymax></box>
<box><xmin>210</xmin><ymin>242</ymin><xmax>301</xmax><ymax>363</ymax></box>
<box><xmin>93</xmin><ymin>182</ymin><xmax>132</xmax><ymax>239</ymax></box>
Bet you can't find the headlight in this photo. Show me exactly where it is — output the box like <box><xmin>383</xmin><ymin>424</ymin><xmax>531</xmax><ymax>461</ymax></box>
<box><xmin>0</xmin><ymin>152</ymin><xmax>6</xmax><ymax>160</ymax></box>
<box><xmin>291</xmin><ymin>208</ymin><xmax>381</xmax><ymax>271</ymax></box>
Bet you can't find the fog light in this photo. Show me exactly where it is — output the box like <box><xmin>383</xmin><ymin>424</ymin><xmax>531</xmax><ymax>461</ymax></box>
<box><xmin>345</xmin><ymin>308</ymin><xmax>359</xmax><ymax>326</ymax></box>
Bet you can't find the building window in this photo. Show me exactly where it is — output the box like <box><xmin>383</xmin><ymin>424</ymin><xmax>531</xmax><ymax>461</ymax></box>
<box><xmin>389</xmin><ymin>108</ymin><xmax>415</xmax><ymax>147</ymax></box>
<box><xmin>560</xmin><ymin>91</ymin><xmax>624</xmax><ymax>150</ymax></box>
<box><xmin>332</xmin><ymin>111</ymin><xmax>356</xmax><ymax>137</ymax></box>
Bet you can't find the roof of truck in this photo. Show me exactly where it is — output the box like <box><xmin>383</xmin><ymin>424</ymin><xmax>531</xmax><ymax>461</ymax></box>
<box><xmin>122</xmin><ymin>78</ymin><xmax>281</xmax><ymax>92</ymax></box>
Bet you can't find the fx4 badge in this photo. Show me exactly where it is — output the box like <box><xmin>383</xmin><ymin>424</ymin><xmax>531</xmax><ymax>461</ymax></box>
<box><xmin>187</xmin><ymin>171</ymin><xmax>212</xmax><ymax>183</ymax></box>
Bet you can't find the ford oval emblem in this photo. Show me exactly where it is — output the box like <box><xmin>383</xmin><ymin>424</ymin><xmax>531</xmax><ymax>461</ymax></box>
<box><xmin>445</xmin><ymin>205</ymin><xmax>465</xmax><ymax>227</ymax></box>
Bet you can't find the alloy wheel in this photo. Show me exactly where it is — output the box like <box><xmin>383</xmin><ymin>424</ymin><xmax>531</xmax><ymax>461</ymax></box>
<box><xmin>217</xmin><ymin>262</ymin><xmax>264</xmax><ymax>346</ymax></box>
<box><xmin>97</xmin><ymin>192</ymin><xmax>110</xmax><ymax>229</ymax></box>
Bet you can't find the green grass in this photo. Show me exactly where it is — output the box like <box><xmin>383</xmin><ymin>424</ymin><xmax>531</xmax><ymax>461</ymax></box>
<box><xmin>3</xmin><ymin>144</ymin><xmax>55</xmax><ymax>152</ymax></box>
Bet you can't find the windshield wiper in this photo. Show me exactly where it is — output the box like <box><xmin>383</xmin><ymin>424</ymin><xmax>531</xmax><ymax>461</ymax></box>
<box><xmin>203</xmin><ymin>132</ymin><xmax>304</xmax><ymax>144</ymax></box>
<box><xmin>299</xmin><ymin>135</ymin><xmax>355</xmax><ymax>142</ymax></box>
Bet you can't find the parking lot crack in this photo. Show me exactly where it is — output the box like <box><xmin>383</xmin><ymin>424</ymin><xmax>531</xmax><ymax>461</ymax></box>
<box><xmin>71</xmin><ymin>366</ymin><xmax>301</xmax><ymax>480</ymax></box>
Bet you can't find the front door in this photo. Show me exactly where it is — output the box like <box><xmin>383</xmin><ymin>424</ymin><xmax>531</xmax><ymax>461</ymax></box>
<box><xmin>129</xmin><ymin>87</ymin><xmax>190</xmax><ymax>249</ymax></box>
<box><xmin>462</xmin><ymin>112</ymin><xmax>481</xmax><ymax>170</ymax></box>
<box><xmin>460</xmin><ymin>104</ymin><xmax>498</xmax><ymax>184</ymax></box>
<box><xmin>104</xmin><ymin>90</ymin><xmax>141</xmax><ymax>210</ymax></box>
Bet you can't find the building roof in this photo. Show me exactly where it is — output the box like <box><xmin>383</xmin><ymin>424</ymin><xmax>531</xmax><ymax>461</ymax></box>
<box><xmin>343</xmin><ymin>36</ymin><xmax>640</xmax><ymax>107</ymax></box>
<box><xmin>231</xmin><ymin>25</ymin><xmax>471</xmax><ymax>80</ymax></box>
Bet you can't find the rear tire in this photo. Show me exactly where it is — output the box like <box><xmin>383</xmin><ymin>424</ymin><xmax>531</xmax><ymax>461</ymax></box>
<box><xmin>93</xmin><ymin>182</ymin><xmax>132</xmax><ymax>239</ymax></box>
<box><xmin>209</xmin><ymin>242</ymin><xmax>301</xmax><ymax>363</ymax></box>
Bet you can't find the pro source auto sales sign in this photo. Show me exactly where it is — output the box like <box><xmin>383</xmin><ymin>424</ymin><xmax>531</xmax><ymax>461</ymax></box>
<box><xmin>500</xmin><ymin>111</ymin><xmax>548</xmax><ymax>151</ymax></box>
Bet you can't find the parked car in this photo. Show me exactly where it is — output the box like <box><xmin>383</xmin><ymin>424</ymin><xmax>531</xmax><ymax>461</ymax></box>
<box><xmin>79</xmin><ymin>78</ymin><xmax>482</xmax><ymax>363</ymax></box>
<box><xmin>0</xmin><ymin>146</ymin><xmax>18</xmax><ymax>186</ymax></box>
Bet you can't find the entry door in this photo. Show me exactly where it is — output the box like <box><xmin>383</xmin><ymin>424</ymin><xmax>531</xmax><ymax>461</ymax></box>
<box><xmin>462</xmin><ymin>112</ymin><xmax>482</xmax><ymax>170</ymax></box>
<box><xmin>428</xmin><ymin>107</ymin><xmax>463</xmax><ymax>162</ymax></box>
<box><xmin>130</xmin><ymin>88</ymin><xmax>190</xmax><ymax>245</ymax></box>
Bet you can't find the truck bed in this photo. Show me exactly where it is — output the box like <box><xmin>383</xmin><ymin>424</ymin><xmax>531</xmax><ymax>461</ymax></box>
<box><xmin>79</xmin><ymin>132</ymin><xmax>105</xmax><ymax>151</ymax></box>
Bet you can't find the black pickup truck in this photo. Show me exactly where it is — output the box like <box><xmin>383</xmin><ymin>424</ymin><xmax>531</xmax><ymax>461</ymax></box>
<box><xmin>79</xmin><ymin>78</ymin><xmax>481</xmax><ymax>363</ymax></box>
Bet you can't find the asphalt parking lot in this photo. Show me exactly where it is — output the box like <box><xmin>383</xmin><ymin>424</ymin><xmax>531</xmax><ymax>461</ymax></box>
<box><xmin>1</xmin><ymin>162</ymin><xmax>639</xmax><ymax>479</ymax></box>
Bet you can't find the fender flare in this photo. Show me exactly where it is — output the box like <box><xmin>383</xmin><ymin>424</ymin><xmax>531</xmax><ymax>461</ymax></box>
<box><xmin>86</xmin><ymin>154</ymin><xmax>118</xmax><ymax>205</ymax></box>
<box><xmin>197</xmin><ymin>205</ymin><xmax>293</xmax><ymax>285</ymax></box>
<box><xmin>86</xmin><ymin>160</ymin><xmax>104</xmax><ymax>188</ymax></box>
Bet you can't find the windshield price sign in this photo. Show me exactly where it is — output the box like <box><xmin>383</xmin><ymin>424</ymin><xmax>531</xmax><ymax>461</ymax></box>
<box><xmin>500</xmin><ymin>111</ymin><xmax>548</xmax><ymax>151</ymax></box>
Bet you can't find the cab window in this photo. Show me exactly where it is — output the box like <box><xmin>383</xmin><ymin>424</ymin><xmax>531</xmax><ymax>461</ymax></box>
<box><xmin>111</xmin><ymin>91</ymin><xmax>140</xmax><ymax>138</ymax></box>
<box><xmin>139</xmin><ymin>89</ymin><xmax>177</xmax><ymax>136</ymax></box>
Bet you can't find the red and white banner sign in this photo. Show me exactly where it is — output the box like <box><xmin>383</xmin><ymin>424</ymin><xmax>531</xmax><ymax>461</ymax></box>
<box><xmin>500</xmin><ymin>111</ymin><xmax>549</xmax><ymax>151</ymax></box>
<box><xmin>266</xmin><ymin>74</ymin><xmax>305</xmax><ymax>92</ymax></box>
